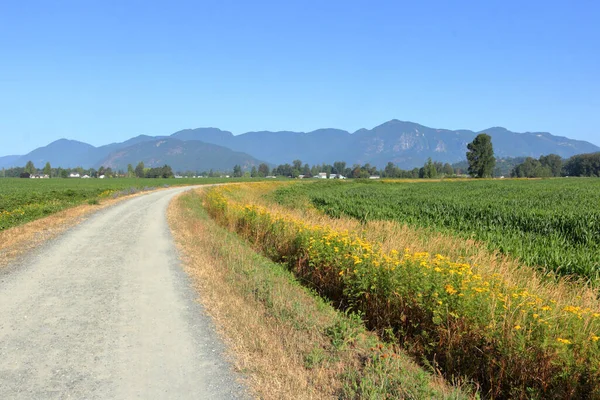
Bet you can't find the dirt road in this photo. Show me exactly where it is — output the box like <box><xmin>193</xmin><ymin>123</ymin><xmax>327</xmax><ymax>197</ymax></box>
<box><xmin>0</xmin><ymin>187</ymin><xmax>248</xmax><ymax>399</ymax></box>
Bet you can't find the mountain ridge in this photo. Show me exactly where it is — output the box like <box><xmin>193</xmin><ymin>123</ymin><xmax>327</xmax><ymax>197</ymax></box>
<box><xmin>1</xmin><ymin>120</ymin><xmax>598</xmax><ymax>170</ymax></box>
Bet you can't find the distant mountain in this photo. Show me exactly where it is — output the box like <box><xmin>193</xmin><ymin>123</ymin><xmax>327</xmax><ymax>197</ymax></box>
<box><xmin>95</xmin><ymin>138</ymin><xmax>266</xmax><ymax>172</ymax></box>
<box><xmin>12</xmin><ymin>139</ymin><xmax>96</xmax><ymax>169</ymax></box>
<box><xmin>171</xmin><ymin>128</ymin><xmax>233</xmax><ymax>145</ymax></box>
<box><xmin>170</xmin><ymin>127</ymin><xmax>349</xmax><ymax>166</ymax></box>
<box><xmin>167</xmin><ymin>120</ymin><xmax>599</xmax><ymax>169</ymax></box>
<box><xmin>9</xmin><ymin>136</ymin><xmax>167</xmax><ymax>169</ymax></box>
<box><xmin>3</xmin><ymin>120</ymin><xmax>598</xmax><ymax>170</ymax></box>
<box><xmin>0</xmin><ymin>155</ymin><xmax>22</xmax><ymax>169</ymax></box>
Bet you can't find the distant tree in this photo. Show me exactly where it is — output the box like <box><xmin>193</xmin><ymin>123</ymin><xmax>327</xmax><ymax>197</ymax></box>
<box><xmin>511</xmin><ymin>157</ymin><xmax>552</xmax><ymax>178</ymax></box>
<box><xmin>302</xmin><ymin>163</ymin><xmax>311</xmax><ymax>177</ymax></box>
<box><xmin>60</xmin><ymin>169</ymin><xmax>68</xmax><ymax>178</ymax></box>
<box><xmin>292</xmin><ymin>159</ymin><xmax>302</xmax><ymax>171</ymax></box>
<box><xmin>258</xmin><ymin>163</ymin><xmax>270</xmax><ymax>177</ymax></box>
<box><xmin>250</xmin><ymin>166</ymin><xmax>258</xmax><ymax>177</ymax></box>
<box><xmin>127</xmin><ymin>164</ymin><xmax>135</xmax><ymax>178</ymax></box>
<box><xmin>160</xmin><ymin>165</ymin><xmax>173</xmax><ymax>178</ymax></box>
<box><xmin>422</xmin><ymin>158</ymin><xmax>437</xmax><ymax>179</ymax></box>
<box><xmin>363</xmin><ymin>163</ymin><xmax>377</xmax><ymax>176</ymax></box>
<box><xmin>539</xmin><ymin>154</ymin><xmax>563</xmax><ymax>177</ymax></box>
<box><xmin>466</xmin><ymin>133</ymin><xmax>496</xmax><ymax>178</ymax></box>
<box><xmin>563</xmin><ymin>153</ymin><xmax>600</xmax><ymax>177</ymax></box>
<box><xmin>24</xmin><ymin>160</ymin><xmax>35</xmax><ymax>175</ymax></box>
<box><xmin>232</xmin><ymin>164</ymin><xmax>243</xmax><ymax>177</ymax></box>
<box><xmin>43</xmin><ymin>162</ymin><xmax>51</xmax><ymax>177</ymax></box>
<box><xmin>384</xmin><ymin>162</ymin><xmax>399</xmax><ymax>178</ymax></box>
<box><xmin>20</xmin><ymin>172</ymin><xmax>31</xmax><ymax>178</ymax></box>
<box><xmin>333</xmin><ymin>161</ymin><xmax>346</xmax><ymax>175</ymax></box>
<box><xmin>442</xmin><ymin>163</ymin><xmax>454</xmax><ymax>176</ymax></box>
<box><xmin>135</xmin><ymin>162</ymin><xmax>145</xmax><ymax>178</ymax></box>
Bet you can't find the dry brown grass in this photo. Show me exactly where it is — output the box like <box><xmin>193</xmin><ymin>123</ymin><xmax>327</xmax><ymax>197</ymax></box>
<box><xmin>168</xmin><ymin>191</ymin><xmax>339</xmax><ymax>399</ymax></box>
<box><xmin>167</xmin><ymin>188</ymin><xmax>470</xmax><ymax>400</ymax></box>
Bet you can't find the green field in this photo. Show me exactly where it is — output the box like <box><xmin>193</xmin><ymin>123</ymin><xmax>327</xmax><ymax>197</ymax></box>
<box><xmin>271</xmin><ymin>178</ymin><xmax>600</xmax><ymax>280</ymax></box>
<box><xmin>0</xmin><ymin>177</ymin><xmax>238</xmax><ymax>231</ymax></box>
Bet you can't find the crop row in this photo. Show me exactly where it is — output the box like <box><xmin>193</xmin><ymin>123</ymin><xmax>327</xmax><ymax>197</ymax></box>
<box><xmin>271</xmin><ymin>179</ymin><xmax>600</xmax><ymax>280</ymax></box>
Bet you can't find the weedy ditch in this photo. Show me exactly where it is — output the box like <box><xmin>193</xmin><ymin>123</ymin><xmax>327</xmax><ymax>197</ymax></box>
<box><xmin>203</xmin><ymin>182</ymin><xmax>600</xmax><ymax>399</ymax></box>
<box><xmin>168</xmin><ymin>190</ymin><xmax>471</xmax><ymax>399</ymax></box>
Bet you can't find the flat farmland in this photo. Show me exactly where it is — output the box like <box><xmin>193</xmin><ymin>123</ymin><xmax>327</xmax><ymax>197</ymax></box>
<box><xmin>272</xmin><ymin>178</ymin><xmax>600</xmax><ymax>281</ymax></box>
<box><xmin>0</xmin><ymin>177</ymin><xmax>232</xmax><ymax>231</ymax></box>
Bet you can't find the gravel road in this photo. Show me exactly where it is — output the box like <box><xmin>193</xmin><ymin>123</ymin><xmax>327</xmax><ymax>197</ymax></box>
<box><xmin>0</xmin><ymin>187</ymin><xmax>249</xmax><ymax>399</ymax></box>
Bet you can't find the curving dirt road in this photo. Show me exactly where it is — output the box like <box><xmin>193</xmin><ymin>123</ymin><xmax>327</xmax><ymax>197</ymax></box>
<box><xmin>0</xmin><ymin>187</ymin><xmax>248</xmax><ymax>399</ymax></box>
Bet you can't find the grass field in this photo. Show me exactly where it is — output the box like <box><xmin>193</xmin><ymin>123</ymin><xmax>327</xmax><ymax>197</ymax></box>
<box><xmin>0</xmin><ymin>177</ymin><xmax>241</xmax><ymax>231</ymax></box>
<box><xmin>271</xmin><ymin>178</ymin><xmax>600</xmax><ymax>281</ymax></box>
<box><xmin>202</xmin><ymin>180</ymin><xmax>600</xmax><ymax>398</ymax></box>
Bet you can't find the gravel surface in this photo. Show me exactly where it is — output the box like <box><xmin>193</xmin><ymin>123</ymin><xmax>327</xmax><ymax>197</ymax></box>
<box><xmin>0</xmin><ymin>187</ymin><xmax>249</xmax><ymax>399</ymax></box>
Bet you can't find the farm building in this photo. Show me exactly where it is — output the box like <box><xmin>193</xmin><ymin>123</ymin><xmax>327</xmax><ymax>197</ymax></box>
<box><xmin>329</xmin><ymin>174</ymin><xmax>346</xmax><ymax>179</ymax></box>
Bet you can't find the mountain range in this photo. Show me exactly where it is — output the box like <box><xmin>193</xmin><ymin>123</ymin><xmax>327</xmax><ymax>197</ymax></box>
<box><xmin>1</xmin><ymin>120</ymin><xmax>598</xmax><ymax>171</ymax></box>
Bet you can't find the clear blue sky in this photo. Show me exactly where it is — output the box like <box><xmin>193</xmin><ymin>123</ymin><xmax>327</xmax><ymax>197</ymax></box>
<box><xmin>1</xmin><ymin>0</ymin><xmax>599</xmax><ymax>155</ymax></box>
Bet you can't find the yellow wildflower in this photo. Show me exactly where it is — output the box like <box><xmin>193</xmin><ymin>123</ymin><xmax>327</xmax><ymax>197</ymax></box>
<box><xmin>445</xmin><ymin>285</ymin><xmax>457</xmax><ymax>295</ymax></box>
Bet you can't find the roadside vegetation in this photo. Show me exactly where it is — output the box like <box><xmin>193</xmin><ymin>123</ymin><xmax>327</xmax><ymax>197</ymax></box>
<box><xmin>200</xmin><ymin>181</ymin><xmax>600</xmax><ymax>399</ymax></box>
<box><xmin>168</xmin><ymin>189</ymin><xmax>471</xmax><ymax>399</ymax></box>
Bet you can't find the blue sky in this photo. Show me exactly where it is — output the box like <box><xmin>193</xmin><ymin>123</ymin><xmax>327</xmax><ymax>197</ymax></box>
<box><xmin>1</xmin><ymin>0</ymin><xmax>599</xmax><ymax>155</ymax></box>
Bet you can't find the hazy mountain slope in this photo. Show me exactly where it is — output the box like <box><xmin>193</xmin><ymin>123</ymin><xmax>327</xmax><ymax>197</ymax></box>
<box><xmin>88</xmin><ymin>134</ymin><xmax>167</xmax><ymax>163</ymax></box>
<box><xmin>341</xmin><ymin>120</ymin><xmax>600</xmax><ymax>169</ymax></box>
<box><xmin>480</xmin><ymin>127</ymin><xmax>597</xmax><ymax>158</ymax></box>
<box><xmin>171</xmin><ymin>128</ymin><xmax>234</xmax><ymax>147</ymax></box>
<box><xmin>169</xmin><ymin>128</ymin><xmax>351</xmax><ymax>165</ymax></box>
<box><xmin>95</xmin><ymin>138</ymin><xmax>266</xmax><ymax>172</ymax></box>
<box><xmin>0</xmin><ymin>155</ymin><xmax>22</xmax><ymax>169</ymax></box>
<box><xmin>13</xmin><ymin>139</ymin><xmax>96</xmax><ymax>169</ymax></box>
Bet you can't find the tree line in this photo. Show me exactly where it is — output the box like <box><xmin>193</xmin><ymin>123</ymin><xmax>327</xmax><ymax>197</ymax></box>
<box><xmin>1</xmin><ymin>161</ymin><xmax>174</xmax><ymax>179</ymax></box>
<box><xmin>511</xmin><ymin>153</ymin><xmax>600</xmax><ymax>178</ymax></box>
